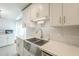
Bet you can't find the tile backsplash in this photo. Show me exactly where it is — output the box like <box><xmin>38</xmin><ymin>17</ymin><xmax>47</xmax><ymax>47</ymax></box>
<box><xmin>35</xmin><ymin>20</ymin><xmax>50</xmax><ymax>41</ymax></box>
<box><xmin>50</xmin><ymin>26</ymin><xmax>79</xmax><ymax>47</ymax></box>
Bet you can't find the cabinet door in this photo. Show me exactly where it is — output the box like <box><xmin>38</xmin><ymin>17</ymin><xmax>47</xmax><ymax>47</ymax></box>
<box><xmin>63</xmin><ymin>4</ymin><xmax>79</xmax><ymax>25</ymax></box>
<box><xmin>0</xmin><ymin>35</ymin><xmax>7</xmax><ymax>47</ymax></box>
<box><xmin>16</xmin><ymin>38</ymin><xmax>23</xmax><ymax>56</ymax></box>
<box><xmin>23</xmin><ymin>6</ymin><xmax>31</xmax><ymax>27</ymax></box>
<box><xmin>50</xmin><ymin>3</ymin><xmax>63</xmax><ymax>26</ymax></box>
<box><xmin>30</xmin><ymin>4</ymin><xmax>39</xmax><ymax>20</ymax></box>
<box><xmin>16</xmin><ymin>38</ymin><xmax>19</xmax><ymax>55</ymax></box>
<box><xmin>38</xmin><ymin>3</ymin><xmax>49</xmax><ymax>18</ymax></box>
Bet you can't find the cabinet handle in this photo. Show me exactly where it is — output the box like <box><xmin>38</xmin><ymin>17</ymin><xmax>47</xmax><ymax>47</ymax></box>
<box><xmin>63</xmin><ymin>16</ymin><xmax>65</xmax><ymax>24</ymax></box>
<box><xmin>59</xmin><ymin>16</ymin><xmax>61</xmax><ymax>24</ymax></box>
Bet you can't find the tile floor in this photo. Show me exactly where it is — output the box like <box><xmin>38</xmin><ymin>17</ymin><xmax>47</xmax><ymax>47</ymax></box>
<box><xmin>0</xmin><ymin>44</ymin><xmax>17</xmax><ymax>56</ymax></box>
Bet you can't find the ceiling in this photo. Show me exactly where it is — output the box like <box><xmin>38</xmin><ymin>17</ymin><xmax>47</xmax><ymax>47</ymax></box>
<box><xmin>0</xmin><ymin>3</ymin><xmax>29</xmax><ymax>21</ymax></box>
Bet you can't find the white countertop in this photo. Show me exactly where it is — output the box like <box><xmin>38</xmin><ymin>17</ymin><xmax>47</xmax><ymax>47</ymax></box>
<box><xmin>16</xmin><ymin>35</ymin><xmax>79</xmax><ymax>56</ymax></box>
<box><xmin>40</xmin><ymin>40</ymin><xmax>79</xmax><ymax>56</ymax></box>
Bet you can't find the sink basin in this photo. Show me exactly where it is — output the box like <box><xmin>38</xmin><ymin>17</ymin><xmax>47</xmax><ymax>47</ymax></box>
<box><xmin>26</xmin><ymin>38</ymin><xmax>48</xmax><ymax>46</ymax></box>
<box><xmin>35</xmin><ymin>40</ymin><xmax>48</xmax><ymax>46</ymax></box>
<box><xmin>27</xmin><ymin>38</ymin><xmax>40</xmax><ymax>43</ymax></box>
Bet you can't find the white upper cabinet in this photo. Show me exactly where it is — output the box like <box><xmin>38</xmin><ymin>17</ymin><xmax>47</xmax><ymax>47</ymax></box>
<box><xmin>37</xmin><ymin>3</ymin><xmax>50</xmax><ymax>18</ymax></box>
<box><xmin>22</xmin><ymin>3</ymin><xmax>50</xmax><ymax>28</ymax></box>
<box><xmin>63</xmin><ymin>4</ymin><xmax>79</xmax><ymax>25</ymax></box>
<box><xmin>50</xmin><ymin>3</ymin><xmax>63</xmax><ymax>26</ymax></box>
<box><xmin>30</xmin><ymin>3</ymin><xmax>50</xmax><ymax>20</ymax></box>
<box><xmin>23</xmin><ymin>6</ymin><xmax>31</xmax><ymax>25</ymax></box>
<box><xmin>30</xmin><ymin>4</ymin><xmax>39</xmax><ymax>20</ymax></box>
<box><xmin>16</xmin><ymin>38</ymin><xmax>23</xmax><ymax>56</ymax></box>
<box><xmin>22</xmin><ymin>3</ymin><xmax>79</xmax><ymax>27</ymax></box>
<box><xmin>23</xmin><ymin>6</ymin><xmax>35</xmax><ymax>27</ymax></box>
<box><xmin>50</xmin><ymin>3</ymin><xmax>79</xmax><ymax>26</ymax></box>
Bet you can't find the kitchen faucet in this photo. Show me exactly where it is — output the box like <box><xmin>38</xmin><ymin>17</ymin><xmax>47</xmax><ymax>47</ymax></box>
<box><xmin>40</xmin><ymin>28</ymin><xmax>43</xmax><ymax>40</ymax></box>
<box><xmin>35</xmin><ymin>26</ymin><xmax>43</xmax><ymax>40</ymax></box>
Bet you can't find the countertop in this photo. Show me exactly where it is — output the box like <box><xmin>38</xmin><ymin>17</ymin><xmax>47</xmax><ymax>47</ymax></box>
<box><xmin>16</xmin><ymin>36</ymin><xmax>79</xmax><ymax>56</ymax></box>
<box><xmin>40</xmin><ymin>40</ymin><xmax>79</xmax><ymax>56</ymax></box>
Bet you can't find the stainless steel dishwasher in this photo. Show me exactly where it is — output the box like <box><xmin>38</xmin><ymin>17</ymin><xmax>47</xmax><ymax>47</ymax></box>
<box><xmin>23</xmin><ymin>40</ymin><xmax>32</xmax><ymax>56</ymax></box>
<box><xmin>23</xmin><ymin>40</ymin><xmax>42</xmax><ymax>56</ymax></box>
<box><xmin>30</xmin><ymin>43</ymin><xmax>42</xmax><ymax>56</ymax></box>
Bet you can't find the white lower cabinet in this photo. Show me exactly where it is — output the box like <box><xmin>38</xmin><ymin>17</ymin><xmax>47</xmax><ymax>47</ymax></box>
<box><xmin>16</xmin><ymin>38</ymin><xmax>43</xmax><ymax>56</ymax></box>
<box><xmin>16</xmin><ymin>38</ymin><xmax>32</xmax><ymax>56</ymax></box>
<box><xmin>0</xmin><ymin>35</ymin><xmax>7</xmax><ymax>47</ymax></box>
<box><xmin>0</xmin><ymin>34</ymin><xmax>14</xmax><ymax>47</ymax></box>
<box><xmin>16</xmin><ymin>37</ymin><xmax>24</xmax><ymax>56</ymax></box>
<box><xmin>23</xmin><ymin>48</ymin><xmax>32</xmax><ymax>56</ymax></box>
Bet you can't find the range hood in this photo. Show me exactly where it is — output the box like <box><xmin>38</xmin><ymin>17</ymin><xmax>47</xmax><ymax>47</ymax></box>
<box><xmin>31</xmin><ymin>16</ymin><xmax>48</xmax><ymax>22</ymax></box>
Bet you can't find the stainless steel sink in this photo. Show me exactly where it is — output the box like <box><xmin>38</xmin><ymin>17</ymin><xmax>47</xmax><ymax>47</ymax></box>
<box><xmin>35</xmin><ymin>40</ymin><xmax>48</xmax><ymax>46</ymax></box>
<box><xmin>27</xmin><ymin>38</ymin><xmax>40</xmax><ymax>43</ymax></box>
<box><xmin>26</xmin><ymin>38</ymin><xmax>48</xmax><ymax>46</ymax></box>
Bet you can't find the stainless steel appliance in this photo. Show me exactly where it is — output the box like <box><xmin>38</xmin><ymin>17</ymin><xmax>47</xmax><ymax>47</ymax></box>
<box><xmin>23</xmin><ymin>40</ymin><xmax>32</xmax><ymax>56</ymax></box>
<box><xmin>23</xmin><ymin>39</ymin><xmax>42</xmax><ymax>56</ymax></box>
<box><xmin>24</xmin><ymin>41</ymin><xmax>31</xmax><ymax>51</ymax></box>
